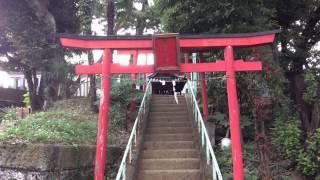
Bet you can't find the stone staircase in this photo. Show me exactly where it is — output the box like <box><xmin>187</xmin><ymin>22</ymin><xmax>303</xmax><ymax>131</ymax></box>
<box><xmin>135</xmin><ymin>95</ymin><xmax>201</xmax><ymax>180</ymax></box>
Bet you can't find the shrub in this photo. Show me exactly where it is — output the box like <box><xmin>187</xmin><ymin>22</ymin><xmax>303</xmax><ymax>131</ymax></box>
<box><xmin>0</xmin><ymin>111</ymin><xmax>97</xmax><ymax>144</ymax></box>
<box><xmin>297</xmin><ymin>128</ymin><xmax>320</xmax><ymax>175</ymax></box>
<box><xmin>271</xmin><ymin>116</ymin><xmax>302</xmax><ymax>161</ymax></box>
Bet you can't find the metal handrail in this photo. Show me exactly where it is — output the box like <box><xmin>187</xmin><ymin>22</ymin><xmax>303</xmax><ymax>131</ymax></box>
<box><xmin>116</xmin><ymin>81</ymin><xmax>152</xmax><ymax>180</ymax></box>
<box><xmin>185</xmin><ymin>80</ymin><xmax>223</xmax><ymax>180</ymax></box>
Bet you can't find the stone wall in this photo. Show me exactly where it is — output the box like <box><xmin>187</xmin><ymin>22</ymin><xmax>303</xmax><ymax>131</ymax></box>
<box><xmin>0</xmin><ymin>142</ymin><xmax>123</xmax><ymax>180</ymax></box>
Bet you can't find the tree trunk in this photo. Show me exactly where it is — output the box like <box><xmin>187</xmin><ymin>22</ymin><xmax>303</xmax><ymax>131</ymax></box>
<box><xmin>288</xmin><ymin>72</ymin><xmax>312</xmax><ymax>131</ymax></box>
<box><xmin>24</xmin><ymin>69</ymin><xmax>42</xmax><ymax>111</ymax></box>
<box><xmin>310</xmin><ymin>96</ymin><xmax>320</xmax><ymax>133</ymax></box>
<box><xmin>106</xmin><ymin>0</ymin><xmax>115</xmax><ymax>35</ymax></box>
<box><xmin>135</xmin><ymin>0</ymin><xmax>149</xmax><ymax>35</ymax></box>
<box><xmin>88</xmin><ymin>51</ymin><xmax>99</xmax><ymax>113</ymax></box>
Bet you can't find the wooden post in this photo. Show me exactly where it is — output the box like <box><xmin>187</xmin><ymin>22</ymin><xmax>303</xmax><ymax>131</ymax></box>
<box><xmin>95</xmin><ymin>49</ymin><xmax>111</xmax><ymax>180</ymax></box>
<box><xmin>199</xmin><ymin>52</ymin><xmax>209</xmax><ymax>121</ymax></box>
<box><xmin>185</xmin><ymin>53</ymin><xmax>190</xmax><ymax>80</ymax></box>
<box><xmin>225</xmin><ymin>46</ymin><xmax>244</xmax><ymax>180</ymax></box>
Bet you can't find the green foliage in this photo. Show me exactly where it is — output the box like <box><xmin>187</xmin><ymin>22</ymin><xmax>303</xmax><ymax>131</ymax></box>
<box><xmin>303</xmin><ymin>70</ymin><xmax>319</xmax><ymax>103</ymax></box>
<box><xmin>22</xmin><ymin>93</ymin><xmax>31</xmax><ymax>108</ymax></box>
<box><xmin>2</xmin><ymin>108</ymin><xmax>16</xmax><ymax>122</ymax></box>
<box><xmin>211</xmin><ymin>112</ymin><xmax>252</xmax><ymax>129</ymax></box>
<box><xmin>156</xmin><ymin>0</ymin><xmax>275</xmax><ymax>33</ymax></box>
<box><xmin>211</xmin><ymin>112</ymin><xmax>228</xmax><ymax>128</ymax></box>
<box><xmin>0</xmin><ymin>111</ymin><xmax>97</xmax><ymax>144</ymax></box>
<box><xmin>297</xmin><ymin>129</ymin><xmax>320</xmax><ymax>175</ymax></box>
<box><xmin>271</xmin><ymin>116</ymin><xmax>302</xmax><ymax>160</ymax></box>
<box><xmin>217</xmin><ymin>146</ymin><xmax>259</xmax><ymax>179</ymax></box>
<box><xmin>216</xmin><ymin>147</ymin><xmax>233</xmax><ymax>177</ymax></box>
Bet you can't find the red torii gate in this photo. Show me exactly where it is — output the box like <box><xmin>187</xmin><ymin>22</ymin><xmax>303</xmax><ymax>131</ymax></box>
<box><xmin>59</xmin><ymin>30</ymin><xmax>279</xmax><ymax>180</ymax></box>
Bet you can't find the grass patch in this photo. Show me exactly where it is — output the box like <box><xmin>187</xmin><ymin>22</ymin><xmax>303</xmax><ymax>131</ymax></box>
<box><xmin>0</xmin><ymin>112</ymin><xmax>97</xmax><ymax>144</ymax></box>
<box><xmin>0</xmin><ymin>105</ymin><xmax>98</xmax><ymax>144</ymax></box>
<box><xmin>0</xmin><ymin>98</ymin><xmax>132</xmax><ymax>145</ymax></box>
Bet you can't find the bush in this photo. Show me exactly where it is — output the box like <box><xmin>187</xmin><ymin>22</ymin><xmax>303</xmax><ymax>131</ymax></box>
<box><xmin>271</xmin><ymin>116</ymin><xmax>302</xmax><ymax>161</ymax></box>
<box><xmin>0</xmin><ymin>107</ymin><xmax>17</xmax><ymax>126</ymax></box>
<box><xmin>0</xmin><ymin>110</ymin><xmax>97</xmax><ymax>144</ymax></box>
<box><xmin>297</xmin><ymin>128</ymin><xmax>320</xmax><ymax>175</ymax></box>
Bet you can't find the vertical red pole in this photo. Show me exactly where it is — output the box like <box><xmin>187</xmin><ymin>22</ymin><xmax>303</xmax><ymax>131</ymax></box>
<box><xmin>95</xmin><ymin>49</ymin><xmax>111</xmax><ymax>180</ymax></box>
<box><xmin>199</xmin><ymin>52</ymin><xmax>209</xmax><ymax>121</ymax></box>
<box><xmin>225</xmin><ymin>46</ymin><xmax>244</xmax><ymax>180</ymax></box>
<box><xmin>131</xmin><ymin>50</ymin><xmax>138</xmax><ymax>80</ymax></box>
<box><xmin>184</xmin><ymin>53</ymin><xmax>190</xmax><ymax>80</ymax></box>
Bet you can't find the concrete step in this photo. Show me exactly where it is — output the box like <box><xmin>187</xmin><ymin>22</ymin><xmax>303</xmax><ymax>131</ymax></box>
<box><xmin>137</xmin><ymin>169</ymin><xmax>201</xmax><ymax>180</ymax></box>
<box><xmin>143</xmin><ymin>141</ymin><xmax>195</xmax><ymax>150</ymax></box>
<box><xmin>149</xmin><ymin>112</ymin><xmax>189</xmax><ymax>117</ymax></box>
<box><xmin>141</xmin><ymin>149</ymin><xmax>199</xmax><ymax>159</ymax></box>
<box><xmin>147</xmin><ymin>127</ymin><xmax>192</xmax><ymax>134</ymax></box>
<box><xmin>148</xmin><ymin>121</ymin><xmax>191</xmax><ymax>128</ymax></box>
<box><xmin>139</xmin><ymin>158</ymin><xmax>200</xmax><ymax>170</ymax></box>
<box><xmin>151</xmin><ymin>99</ymin><xmax>186</xmax><ymax>104</ymax></box>
<box><xmin>152</xmin><ymin>95</ymin><xmax>185</xmax><ymax>100</ymax></box>
<box><xmin>151</xmin><ymin>102</ymin><xmax>186</xmax><ymax>106</ymax></box>
<box><xmin>150</xmin><ymin>106</ymin><xmax>186</xmax><ymax>112</ymax></box>
<box><xmin>145</xmin><ymin>133</ymin><xmax>193</xmax><ymax>141</ymax></box>
<box><xmin>150</xmin><ymin>117</ymin><xmax>189</xmax><ymax>123</ymax></box>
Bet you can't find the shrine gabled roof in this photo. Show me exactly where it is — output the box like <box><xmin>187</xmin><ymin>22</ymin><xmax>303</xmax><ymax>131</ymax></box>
<box><xmin>59</xmin><ymin>30</ymin><xmax>280</xmax><ymax>49</ymax></box>
<box><xmin>58</xmin><ymin>30</ymin><xmax>280</xmax><ymax>40</ymax></box>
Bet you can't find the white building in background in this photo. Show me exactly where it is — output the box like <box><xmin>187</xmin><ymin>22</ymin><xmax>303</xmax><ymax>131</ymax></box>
<box><xmin>0</xmin><ymin>69</ymin><xmax>27</xmax><ymax>90</ymax></box>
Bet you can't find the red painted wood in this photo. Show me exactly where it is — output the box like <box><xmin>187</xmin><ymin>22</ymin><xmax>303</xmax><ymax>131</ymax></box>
<box><xmin>180</xmin><ymin>34</ymin><xmax>276</xmax><ymax>48</ymax></box>
<box><xmin>95</xmin><ymin>49</ymin><xmax>112</xmax><ymax>180</ymax></box>
<box><xmin>199</xmin><ymin>53</ymin><xmax>209</xmax><ymax>121</ymax></box>
<box><xmin>153</xmin><ymin>34</ymin><xmax>180</xmax><ymax>71</ymax></box>
<box><xmin>75</xmin><ymin>64</ymin><xmax>154</xmax><ymax>74</ymax></box>
<box><xmin>60</xmin><ymin>33</ymin><xmax>275</xmax><ymax>50</ymax></box>
<box><xmin>111</xmin><ymin>64</ymin><xmax>154</xmax><ymax>74</ymax></box>
<box><xmin>225</xmin><ymin>46</ymin><xmax>244</xmax><ymax>180</ymax></box>
<box><xmin>131</xmin><ymin>50</ymin><xmax>138</xmax><ymax>80</ymax></box>
<box><xmin>181</xmin><ymin>61</ymin><xmax>225</xmax><ymax>72</ymax></box>
<box><xmin>118</xmin><ymin>50</ymin><xmax>153</xmax><ymax>55</ymax></box>
<box><xmin>60</xmin><ymin>37</ymin><xmax>152</xmax><ymax>49</ymax></box>
<box><xmin>184</xmin><ymin>53</ymin><xmax>190</xmax><ymax>79</ymax></box>
<box><xmin>180</xmin><ymin>60</ymin><xmax>261</xmax><ymax>73</ymax></box>
<box><xmin>60</xmin><ymin>31</ymin><xmax>277</xmax><ymax>180</ymax></box>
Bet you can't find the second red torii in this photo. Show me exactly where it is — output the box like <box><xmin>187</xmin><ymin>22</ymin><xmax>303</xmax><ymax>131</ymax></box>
<box><xmin>59</xmin><ymin>30</ymin><xmax>279</xmax><ymax>180</ymax></box>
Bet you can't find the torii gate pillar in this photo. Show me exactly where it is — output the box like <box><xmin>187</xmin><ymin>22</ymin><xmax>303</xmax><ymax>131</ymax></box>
<box><xmin>59</xmin><ymin>29</ymin><xmax>279</xmax><ymax>180</ymax></box>
<box><xmin>225</xmin><ymin>46</ymin><xmax>244</xmax><ymax>180</ymax></box>
<box><xmin>95</xmin><ymin>49</ymin><xmax>111</xmax><ymax>180</ymax></box>
<box><xmin>199</xmin><ymin>52</ymin><xmax>209</xmax><ymax>121</ymax></box>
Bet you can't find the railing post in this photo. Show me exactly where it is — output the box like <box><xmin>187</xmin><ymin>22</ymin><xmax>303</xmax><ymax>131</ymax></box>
<box><xmin>201</xmin><ymin>126</ymin><xmax>205</xmax><ymax>147</ymax></box>
<box><xmin>206</xmin><ymin>144</ymin><xmax>210</xmax><ymax>165</ymax></box>
<box><xmin>123</xmin><ymin>163</ymin><xmax>126</xmax><ymax>180</ymax></box>
<box><xmin>212</xmin><ymin>161</ymin><xmax>217</xmax><ymax>180</ymax></box>
<box><xmin>116</xmin><ymin>82</ymin><xmax>152</xmax><ymax>180</ymax></box>
<box><xmin>187</xmin><ymin>81</ymin><xmax>223</xmax><ymax>180</ymax></box>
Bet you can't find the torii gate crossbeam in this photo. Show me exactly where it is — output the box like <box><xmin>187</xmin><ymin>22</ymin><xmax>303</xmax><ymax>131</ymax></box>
<box><xmin>59</xmin><ymin>30</ymin><xmax>279</xmax><ymax>180</ymax></box>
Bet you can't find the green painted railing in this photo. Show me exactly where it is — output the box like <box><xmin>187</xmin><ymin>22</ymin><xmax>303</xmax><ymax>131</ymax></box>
<box><xmin>115</xmin><ymin>81</ymin><xmax>152</xmax><ymax>180</ymax></box>
<box><xmin>185</xmin><ymin>80</ymin><xmax>223</xmax><ymax>180</ymax></box>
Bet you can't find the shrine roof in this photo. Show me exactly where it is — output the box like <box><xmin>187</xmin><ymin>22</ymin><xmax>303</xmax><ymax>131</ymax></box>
<box><xmin>58</xmin><ymin>30</ymin><xmax>280</xmax><ymax>40</ymax></box>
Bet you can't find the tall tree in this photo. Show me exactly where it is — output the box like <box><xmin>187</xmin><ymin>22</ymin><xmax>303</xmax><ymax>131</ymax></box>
<box><xmin>269</xmin><ymin>0</ymin><xmax>320</xmax><ymax>133</ymax></box>
<box><xmin>79</xmin><ymin>0</ymin><xmax>99</xmax><ymax>112</ymax></box>
<box><xmin>0</xmin><ymin>0</ymin><xmax>80</xmax><ymax>110</ymax></box>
